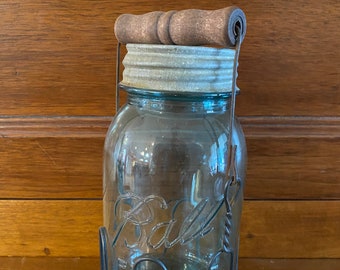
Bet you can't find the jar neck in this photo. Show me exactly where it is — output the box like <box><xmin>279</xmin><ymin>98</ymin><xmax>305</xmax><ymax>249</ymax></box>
<box><xmin>124</xmin><ymin>87</ymin><xmax>232</xmax><ymax>114</ymax></box>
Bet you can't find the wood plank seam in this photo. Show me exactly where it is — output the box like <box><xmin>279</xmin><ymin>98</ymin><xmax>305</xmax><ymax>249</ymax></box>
<box><xmin>1</xmin><ymin>116</ymin><xmax>340</xmax><ymax>138</ymax></box>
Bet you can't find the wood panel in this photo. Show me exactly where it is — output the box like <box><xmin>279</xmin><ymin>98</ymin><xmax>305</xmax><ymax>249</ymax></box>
<box><xmin>0</xmin><ymin>200</ymin><xmax>101</xmax><ymax>257</ymax></box>
<box><xmin>0</xmin><ymin>0</ymin><xmax>117</xmax><ymax>116</ymax></box>
<box><xmin>246</xmin><ymin>136</ymin><xmax>340</xmax><ymax>199</ymax></box>
<box><xmin>238</xmin><ymin>258</ymin><xmax>340</xmax><ymax>270</ymax></box>
<box><xmin>1</xmin><ymin>0</ymin><xmax>339</xmax><ymax>268</ymax></box>
<box><xmin>235</xmin><ymin>0</ymin><xmax>340</xmax><ymax>116</ymax></box>
<box><xmin>0</xmin><ymin>137</ymin><xmax>104</xmax><ymax>199</ymax></box>
<box><xmin>0</xmin><ymin>0</ymin><xmax>339</xmax><ymax>116</ymax></box>
<box><xmin>1</xmin><ymin>117</ymin><xmax>340</xmax><ymax>199</ymax></box>
<box><xmin>0</xmin><ymin>257</ymin><xmax>339</xmax><ymax>270</ymax></box>
<box><xmin>0</xmin><ymin>200</ymin><xmax>339</xmax><ymax>259</ymax></box>
<box><xmin>0</xmin><ymin>257</ymin><xmax>100</xmax><ymax>270</ymax></box>
<box><xmin>242</xmin><ymin>116</ymin><xmax>340</xmax><ymax>199</ymax></box>
<box><xmin>240</xmin><ymin>201</ymin><xmax>340</xmax><ymax>258</ymax></box>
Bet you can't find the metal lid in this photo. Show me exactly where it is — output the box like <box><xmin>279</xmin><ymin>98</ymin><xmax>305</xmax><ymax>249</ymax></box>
<box><xmin>121</xmin><ymin>44</ymin><xmax>238</xmax><ymax>93</ymax></box>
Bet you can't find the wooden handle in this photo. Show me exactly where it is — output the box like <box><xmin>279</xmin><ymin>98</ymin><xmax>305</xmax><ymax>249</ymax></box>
<box><xmin>114</xmin><ymin>6</ymin><xmax>246</xmax><ymax>47</ymax></box>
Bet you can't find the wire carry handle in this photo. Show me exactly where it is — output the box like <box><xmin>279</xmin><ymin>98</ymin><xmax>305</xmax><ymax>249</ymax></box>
<box><xmin>102</xmin><ymin>6</ymin><xmax>246</xmax><ymax>270</ymax></box>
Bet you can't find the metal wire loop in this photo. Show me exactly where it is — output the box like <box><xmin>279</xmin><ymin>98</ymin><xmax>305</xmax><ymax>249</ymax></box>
<box><xmin>132</xmin><ymin>257</ymin><xmax>168</xmax><ymax>270</ymax></box>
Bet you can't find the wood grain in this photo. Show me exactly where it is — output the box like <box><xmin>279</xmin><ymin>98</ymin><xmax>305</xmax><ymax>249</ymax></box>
<box><xmin>246</xmin><ymin>136</ymin><xmax>340</xmax><ymax>199</ymax></box>
<box><xmin>0</xmin><ymin>1</ymin><xmax>118</xmax><ymax>116</ymax></box>
<box><xmin>0</xmin><ymin>257</ymin><xmax>100</xmax><ymax>270</ymax></box>
<box><xmin>0</xmin><ymin>0</ymin><xmax>339</xmax><ymax>116</ymax></box>
<box><xmin>0</xmin><ymin>200</ymin><xmax>339</xmax><ymax>258</ymax></box>
<box><xmin>236</xmin><ymin>0</ymin><xmax>340</xmax><ymax>116</ymax></box>
<box><xmin>240</xmin><ymin>201</ymin><xmax>340</xmax><ymax>259</ymax></box>
<box><xmin>0</xmin><ymin>200</ymin><xmax>101</xmax><ymax>257</ymax></box>
<box><xmin>0</xmin><ymin>137</ymin><xmax>104</xmax><ymax>199</ymax></box>
<box><xmin>238</xmin><ymin>258</ymin><xmax>340</xmax><ymax>270</ymax></box>
<box><xmin>0</xmin><ymin>257</ymin><xmax>339</xmax><ymax>270</ymax></box>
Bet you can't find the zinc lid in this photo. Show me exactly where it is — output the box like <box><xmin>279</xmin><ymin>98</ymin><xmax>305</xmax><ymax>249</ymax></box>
<box><xmin>120</xmin><ymin>44</ymin><xmax>238</xmax><ymax>93</ymax></box>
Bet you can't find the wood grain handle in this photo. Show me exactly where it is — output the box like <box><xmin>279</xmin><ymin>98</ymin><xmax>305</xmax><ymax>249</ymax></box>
<box><xmin>114</xmin><ymin>6</ymin><xmax>246</xmax><ymax>47</ymax></box>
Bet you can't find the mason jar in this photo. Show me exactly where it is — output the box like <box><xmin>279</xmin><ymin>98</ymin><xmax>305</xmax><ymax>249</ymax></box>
<box><xmin>100</xmin><ymin>44</ymin><xmax>247</xmax><ymax>270</ymax></box>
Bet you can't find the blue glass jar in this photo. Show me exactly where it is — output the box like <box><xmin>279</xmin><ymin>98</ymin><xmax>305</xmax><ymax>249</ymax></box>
<box><xmin>100</xmin><ymin>44</ymin><xmax>247</xmax><ymax>270</ymax></box>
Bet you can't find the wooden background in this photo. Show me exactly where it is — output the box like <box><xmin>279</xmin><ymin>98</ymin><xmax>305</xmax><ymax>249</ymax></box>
<box><xmin>0</xmin><ymin>0</ymin><xmax>339</xmax><ymax>269</ymax></box>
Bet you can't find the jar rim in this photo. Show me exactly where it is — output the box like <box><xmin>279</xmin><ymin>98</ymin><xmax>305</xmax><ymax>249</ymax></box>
<box><xmin>120</xmin><ymin>84</ymin><xmax>240</xmax><ymax>100</ymax></box>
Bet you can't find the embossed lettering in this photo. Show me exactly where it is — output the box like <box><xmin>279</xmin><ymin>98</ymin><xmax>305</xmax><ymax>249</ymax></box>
<box><xmin>112</xmin><ymin>192</ymin><xmax>224</xmax><ymax>250</ymax></box>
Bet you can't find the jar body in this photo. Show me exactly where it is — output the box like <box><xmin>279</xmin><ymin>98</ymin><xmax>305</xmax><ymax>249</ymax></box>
<box><xmin>101</xmin><ymin>89</ymin><xmax>246</xmax><ymax>270</ymax></box>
